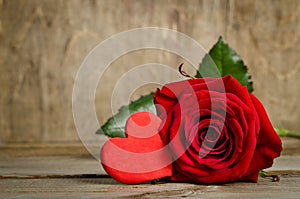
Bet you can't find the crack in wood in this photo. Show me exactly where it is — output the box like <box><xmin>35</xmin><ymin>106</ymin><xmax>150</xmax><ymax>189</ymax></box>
<box><xmin>0</xmin><ymin>173</ymin><xmax>109</xmax><ymax>179</ymax></box>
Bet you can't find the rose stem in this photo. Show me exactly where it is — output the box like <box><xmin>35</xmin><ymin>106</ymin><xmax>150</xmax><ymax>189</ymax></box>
<box><xmin>274</xmin><ymin>127</ymin><xmax>300</xmax><ymax>139</ymax></box>
<box><xmin>259</xmin><ymin>170</ymin><xmax>280</xmax><ymax>182</ymax></box>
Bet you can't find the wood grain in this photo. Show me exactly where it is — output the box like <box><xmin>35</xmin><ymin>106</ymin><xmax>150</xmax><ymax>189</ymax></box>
<box><xmin>1</xmin><ymin>176</ymin><xmax>299</xmax><ymax>198</ymax></box>
<box><xmin>0</xmin><ymin>142</ymin><xmax>299</xmax><ymax>198</ymax></box>
<box><xmin>1</xmin><ymin>0</ymin><xmax>300</xmax><ymax>144</ymax></box>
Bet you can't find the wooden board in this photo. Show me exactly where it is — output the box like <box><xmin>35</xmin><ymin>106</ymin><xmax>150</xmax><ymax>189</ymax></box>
<box><xmin>0</xmin><ymin>142</ymin><xmax>300</xmax><ymax>198</ymax></box>
<box><xmin>0</xmin><ymin>138</ymin><xmax>299</xmax><ymax>177</ymax></box>
<box><xmin>0</xmin><ymin>155</ymin><xmax>299</xmax><ymax>177</ymax></box>
<box><xmin>0</xmin><ymin>174</ymin><xmax>299</xmax><ymax>198</ymax></box>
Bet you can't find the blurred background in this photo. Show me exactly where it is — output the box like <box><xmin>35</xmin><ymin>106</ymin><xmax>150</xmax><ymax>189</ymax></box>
<box><xmin>0</xmin><ymin>0</ymin><xmax>299</xmax><ymax>144</ymax></box>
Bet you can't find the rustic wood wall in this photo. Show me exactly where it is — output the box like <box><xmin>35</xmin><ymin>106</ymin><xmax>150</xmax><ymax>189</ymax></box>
<box><xmin>0</xmin><ymin>0</ymin><xmax>299</xmax><ymax>143</ymax></box>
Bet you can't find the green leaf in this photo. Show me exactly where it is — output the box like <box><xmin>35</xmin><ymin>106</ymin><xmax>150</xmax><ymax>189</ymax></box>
<box><xmin>98</xmin><ymin>36</ymin><xmax>255</xmax><ymax>137</ymax></box>
<box><xmin>196</xmin><ymin>36</ymin><xmax>253</xmax><ymax>93</ymax></box>
<box><xmin>96</xmin><ymin>93</ymin><xmax>156</xmax><ymax>138</ymax></box>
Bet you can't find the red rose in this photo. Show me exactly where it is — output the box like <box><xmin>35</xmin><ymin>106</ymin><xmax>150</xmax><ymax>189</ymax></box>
<box><xmin>154</xmin><ymin>75</ymin><xmax>282</xmax><ymax>184</ymax></box>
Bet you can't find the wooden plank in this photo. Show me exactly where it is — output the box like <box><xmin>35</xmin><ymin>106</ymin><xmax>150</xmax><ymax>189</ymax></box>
<box><xmin>0</xmin><ymin>138</ymin><xmax>298</xmax><ymax>177</ymax></box>
<box><xmin>0</xmin><ymin>156</ymin><xmax>104</xmax><ymax>176</ymax></box>
<box><xmin>0</xmin><ymin>144</ymin><xmax>90</xmax><ymax>158</ymax></box>
<box><xmin>0</xmin><ymin>144</ymin><xmax>299</xmax><ymax>198</ymax></box>
<box><xmin>0</xmin><ymin>137</ymin><xmax>298</xmax><ymax>158</ymax></box>
<box><xmin>0</xmin><ymin>154</ymin><xmax>299</xmax><ymax>178</ymax></box>
<box><xmin>0</xmin><ymin>139</ymin><xmax>299</xmax><ymax>178</ymax></box>
<box><xmin>0</xmin><ymin>174</ymin><xmax>299</xmax><ymax>198</ymax></box>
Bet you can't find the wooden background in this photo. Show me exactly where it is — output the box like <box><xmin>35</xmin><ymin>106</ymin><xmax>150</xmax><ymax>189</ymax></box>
<box><xmin>0</xmin><ymin>0</ymin><xmax>300</xmax><ymax>144</ymax></box>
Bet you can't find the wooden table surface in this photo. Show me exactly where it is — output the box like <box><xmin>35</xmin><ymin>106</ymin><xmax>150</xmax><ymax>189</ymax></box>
<box><xmin>0</xmin><ymin>138</ymin><xmax>299</xmax><ymax>198</ymax></box>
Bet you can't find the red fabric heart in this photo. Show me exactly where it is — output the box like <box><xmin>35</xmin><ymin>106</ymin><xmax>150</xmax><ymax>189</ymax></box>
<box><xmin>100</xmin><ymin>112</ymin><xmax>172</xmax><ymax>184</ymax></box>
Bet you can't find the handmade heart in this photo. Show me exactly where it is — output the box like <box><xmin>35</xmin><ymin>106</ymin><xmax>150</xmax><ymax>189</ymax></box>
<box><xmin>100</xmin><ymin>112</ymin><xmax>173</xmax><ymax>184</ymax></box>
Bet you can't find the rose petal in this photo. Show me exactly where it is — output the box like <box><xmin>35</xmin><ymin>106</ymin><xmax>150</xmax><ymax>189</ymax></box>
<box><xmin>242</xmin><ymin>95</ymin><xmax>282</xmax><ymax>179</ymax></box>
